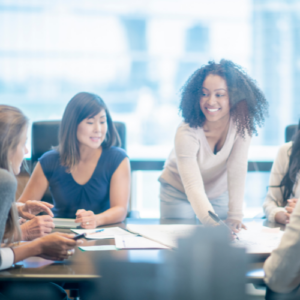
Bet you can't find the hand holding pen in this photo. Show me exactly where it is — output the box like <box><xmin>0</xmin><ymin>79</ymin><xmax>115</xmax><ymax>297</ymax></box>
<box><xmin>224</xmin><ymin>218</ymin><xmax>247</xmax><ymax>233</ymax></box>
<box><xmin>208</xmin><ymin>211</ymin><xmax>245</xmax><ymax>240</ymax></box>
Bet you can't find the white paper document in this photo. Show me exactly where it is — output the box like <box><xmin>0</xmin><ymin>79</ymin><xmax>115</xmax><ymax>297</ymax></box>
<box><xmin>115</xmin><ymin>235</ymin><xmax>169</xmax><ymax>250</ymax></box>
<box><xmin>232</xmin><ymin>222</ymin><xmax>284</xmax><ymax>254</ymax></box>
<box><xmin>53</xmin><ymin>218</ymin><xmax>79</xmax><ymax>229</ymax></box>
<box><xmin>126</xmin><ymin>224</ymin><xmax>200</xmax><ymax>248</ymax></box>
<box><xmin>71</xmin><ymin>227</ymin><xmax>134</xmax><ymax>239</ymax></box>
<box><xmin>127</xmin><ymin>223</ymin><xmax>284</xmax><ymax>254</ymax></box>
<box><xmin>79</xmin><ymin>245</ymin><xmax>117</xmax><ymax>251</ymax></box>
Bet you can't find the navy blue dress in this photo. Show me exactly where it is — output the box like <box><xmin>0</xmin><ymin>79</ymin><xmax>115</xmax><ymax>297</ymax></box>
<box><xmin>39</xmin><ymin>147</ymin><xmax>128</xmax><ymax>218</ymax></box>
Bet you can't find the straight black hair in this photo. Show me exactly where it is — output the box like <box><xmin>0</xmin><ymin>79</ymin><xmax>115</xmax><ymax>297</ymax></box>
<box><xmin>58</xmin><ymin>92</ymin><xmax>120</xmax><ymax>169</ymax></box>
<box><xmin>274</xmin><ymin>120</ymin><xmax>300</xmax><ymax>205</ymax></box>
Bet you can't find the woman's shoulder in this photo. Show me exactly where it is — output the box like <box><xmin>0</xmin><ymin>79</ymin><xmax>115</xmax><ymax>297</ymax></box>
<box><xmin>98</xmin><ymin>147</ymin><xmax>128</xmax><ymax>174</ymax></box>
<box><xmin>104</xmin><ymin>146</ymin><xmax>128</xmax><ymax>158</ymax></box>
<box><xmin>39</xmin><ymin>149</ymin><xmax>60</xmax><ymax>162</ymax></box>
<box><xmin>0</xmin><ymin>168</ymin><xmax>17</xmax><ymax>190</ymax></box>
<box><xmin>277</xmin><ymin>142</ymin><xmax>293</xmax><ymax>159</ymax></box>
<box><xmin>176</xmin><ymin>121</ymin><xmax>202</xmax><ymax>137</ymax></box>
<box><xmin>38</xmin><ymin>150</ymin><xmax>61</xmax><ymax>176</ymax></box>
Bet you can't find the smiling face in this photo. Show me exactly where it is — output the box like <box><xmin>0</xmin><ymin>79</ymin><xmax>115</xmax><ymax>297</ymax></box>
<box><xmin>200</xmin><ymin>74</ymin><xmax>230</xmax><ymax>123</ymax></box>
<box><xmin>76</xmin><ymin>109</ymin><xmax>108</xmax><ymax>149</ymax></box>
<box><xmin>8</xmin><ymin>126</ymin><xmax>29</xmax><ymax>175</ymax></box>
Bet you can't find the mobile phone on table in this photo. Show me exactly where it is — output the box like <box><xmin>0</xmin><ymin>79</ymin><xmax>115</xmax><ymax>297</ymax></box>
<box><xmin>72</xmin><ymin>233</ymin><xmax>86</xmax><ymax>240</ymax></box>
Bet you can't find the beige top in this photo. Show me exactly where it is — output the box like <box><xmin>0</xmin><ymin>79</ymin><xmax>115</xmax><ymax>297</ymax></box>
<box><xmin>263</xmin><ymin>142</ymin><xmax>300</xmax><ymax>223</ymax></box>
<box><xmin>159</xmin><ymin>119</ymin><xmax>251</xmax><ymax>225</ymax></box>
<box><xmin>264</xmin><ymin>198</ymin><xmax>300</xmax><ymax>293</ymax></box>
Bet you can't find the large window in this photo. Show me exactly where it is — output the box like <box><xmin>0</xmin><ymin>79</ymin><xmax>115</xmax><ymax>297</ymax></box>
<box><xmin>0</xmin><ymin>0</ymin><xmax>297</xmax><ymax>217</ymax></box>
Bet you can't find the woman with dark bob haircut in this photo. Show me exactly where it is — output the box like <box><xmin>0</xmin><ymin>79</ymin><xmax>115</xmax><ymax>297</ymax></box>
<box><xmin>19</xmin><ymin>92</ymin><xmax>130</xmax><ymax>228</ymax></box>
<box><xmin>159</xmin><ymin>59</ymin><xmax>268</xmax><ymax>230</ymax></box>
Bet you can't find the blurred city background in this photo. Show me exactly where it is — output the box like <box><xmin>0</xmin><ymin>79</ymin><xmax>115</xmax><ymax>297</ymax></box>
<box><xmin>0</xmin><ymin>0</ymin><xmax>298</xmax><ymax>217</ymax></box>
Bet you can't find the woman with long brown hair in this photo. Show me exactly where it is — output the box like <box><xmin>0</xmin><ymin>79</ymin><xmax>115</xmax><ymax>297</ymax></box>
<box><xmin>0</xmin><ymin>105</ymin><xmax>82</xmax><ymax>299</ymax></box>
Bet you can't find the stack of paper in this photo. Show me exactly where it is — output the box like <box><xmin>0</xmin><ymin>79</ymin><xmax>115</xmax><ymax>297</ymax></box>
<box><xmin>74</xmin><ymin>223</ymin><xmax>284</xmax><ymax>254</ymax></box>
<box><xmin>232</xmin><ymin>222</ymin><xmax>284</xmax><ymax>254</ymax></box>
<box><xmin>54</xmin><ymin>218</ymin><xmax>79</xmax><ymax>229</ymax></box>
<box><xmin>75</xmin><ymin>226</ymin><xmax>169</xmax><ymax>251</ymax></box>
<box><xmin>79</xmin><ymin>245</ymin><xmax>117</xmax><ymax>251</ymax></box>
<box><xmin>115</xmin><ymin>235</ymin><xmax>169</xmax><ymax>249</ymax></box>
<box><xmin>126</xmin><ymin>224</ymin><xmax>200</xmax><ymax>248</ymax></box>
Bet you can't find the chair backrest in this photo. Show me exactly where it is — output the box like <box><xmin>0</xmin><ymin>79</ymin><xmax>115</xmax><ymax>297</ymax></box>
<box><xmin>114</xmin><ymin>121</ymin><xmax>126</xmax><ymax>150</ymax></box>
<box><xmin>31</xmin><ymin>121</ymin><xmax>60</xmax><ymax>168</ymax></box>
<box><xmin>31</xmin><ymin>120</ymin><xmax>126</xmax><ymax>169</ymax></box>
<box><xmin>285</xmin><ymin>124</ymin><xmax>298</xmax><ymax>143</ymax></box>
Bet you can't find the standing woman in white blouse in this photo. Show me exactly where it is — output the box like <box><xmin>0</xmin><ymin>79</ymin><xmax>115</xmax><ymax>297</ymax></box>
<box><xmin>159</xmin><ymin>59</ymin><xmax>268</xmax><ymax>230</ymax></box>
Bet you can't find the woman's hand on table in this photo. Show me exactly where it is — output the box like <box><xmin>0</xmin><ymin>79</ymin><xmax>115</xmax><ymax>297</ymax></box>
<box><xmin>285</xmin><ymin>198</ymin><xmax>298</xmax><ymax>215</ymax></box>
<box><xmin>75</xmin><ymin>209</ymin><xmax>97</xmax><ymax>229</ymax></box>
<box><xmin>224</xmin><ymin>219</ymin><xmax>247</xmax><ymax>233</ymax></box>
<box><xmin>274</xmin><ymin>198</ymin><xmax>298</xmax><ymax>224</ymax></box>
<box><xmin>37</xmin><ymin>232</ymin><xmax>82</xmax><ymax>261</ymax></box>
<box><xmin>17</xmin><ymin>200</ymin><xmax>54</xmax><ymax>219</ymax></box>
<box><xmin>21</xmin><ymin>215</ymin><xmax>55</xmax><ymax>241</ymax></box>
<box><xmin>275</xmin><ymin>211</ymin><xmax>290</xmax><ymax>224</ymax></box>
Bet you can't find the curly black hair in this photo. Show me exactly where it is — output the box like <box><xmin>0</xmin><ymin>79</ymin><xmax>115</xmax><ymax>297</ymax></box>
<box><xmin>179</xmin><ymin>59</ymin><xmax>268</xmax><ymax>137</ymax></box>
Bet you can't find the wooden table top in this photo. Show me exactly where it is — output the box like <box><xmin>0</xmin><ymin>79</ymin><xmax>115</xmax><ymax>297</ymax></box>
<box><xmin>0</xmin><ymin>218</ymin><xmax>278</xmax><ymax>285</ymax></box>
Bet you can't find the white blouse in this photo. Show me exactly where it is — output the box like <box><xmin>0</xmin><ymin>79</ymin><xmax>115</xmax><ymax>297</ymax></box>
<box><xmin>263</xmin><ymin>142</ymin><xmax>300</xmax><ymax>222</ymax></box>
<box><xmin>0</xmin><ymin>247</ymin><xmax>14</xmax><ymax>270</ymax></box>
<box><xmin>159</xmin><ymin>119</ymin><xmax>251</xmax><ymax>225</ymax></box>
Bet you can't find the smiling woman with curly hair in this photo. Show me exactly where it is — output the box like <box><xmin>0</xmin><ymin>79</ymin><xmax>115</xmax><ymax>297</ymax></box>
<box><xmin>158</xmin><ymin>59</ymin><xmax>268</xmax><ymax>230</ymax></box>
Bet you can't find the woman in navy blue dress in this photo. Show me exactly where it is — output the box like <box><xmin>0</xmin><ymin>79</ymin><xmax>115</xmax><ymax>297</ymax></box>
<box><xmin>19</xmin><ymin>92</ymin><xmax>131</xmax><ymax>229</ymax></box>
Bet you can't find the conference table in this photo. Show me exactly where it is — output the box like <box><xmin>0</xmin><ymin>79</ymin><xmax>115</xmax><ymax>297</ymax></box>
<box><xmin>0</xmin><ymin>218</ymin><xmax>272</xmax><ymax>286</ymax></box>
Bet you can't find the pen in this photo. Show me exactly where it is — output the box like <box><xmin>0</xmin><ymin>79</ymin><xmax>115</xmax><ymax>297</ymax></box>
<box><xmin>72</xmin><ymin>229</ymin><xmax>104</xmax><ymax>240</ymax></box>
<box><xmin>208</xmin><ymin>211</ymin><xmax>239</xmax><ymax>240</ymax></box>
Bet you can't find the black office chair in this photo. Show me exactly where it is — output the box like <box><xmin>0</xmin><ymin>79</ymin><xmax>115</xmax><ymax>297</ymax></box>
<box><xmin>285</xmin><ymin>124</ymin><xmax>298</xmax><ymax>143</ymax></box>
<box><xmin>285</xmin><ymin>119</ymin><xmax>300</xmax><ymax>143</ymax></box>
<box><xmin>30</xmin><ymin>120</ymin><xmax>139</xmax><ymax>218</ymax></box>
